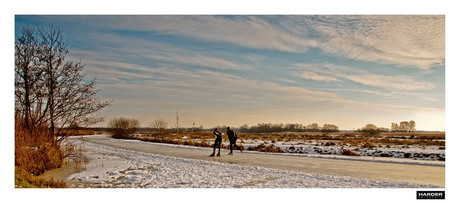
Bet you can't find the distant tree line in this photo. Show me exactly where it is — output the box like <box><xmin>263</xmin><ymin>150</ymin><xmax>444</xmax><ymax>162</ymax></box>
<box><xmin>234</xmin><ymin>123</ymin><xmax>339</xmax><ymax>134</ymax></box>
<box><xmin>104</xmin><ymin>117</ymin><xmax>418</xmax><ymax>139</ymax></box>
<box><xmin>391</xmin><ymin>120</ymin><xmax>416</xmax><ymax>132</ymax></box>
<box><xmin>356</xmin><ymin>120</ymin><xmax>417</xmax><ymax>137</ymax></box>
<box><xmin>357</xmin><ymin>124</ymin><xmax>386</xmax><ymax>137</ymax></box>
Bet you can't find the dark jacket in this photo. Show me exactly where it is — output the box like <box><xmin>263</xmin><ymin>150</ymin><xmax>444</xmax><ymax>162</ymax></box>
<box><xmin>213</xmin><ymin>130</ymin><xmax>223</xmax><ymax>138</ymax></box>
<box><xmin>227</xmin><ymin>129</ymin><xmax>236</xmax><ymax>140</ymax></box>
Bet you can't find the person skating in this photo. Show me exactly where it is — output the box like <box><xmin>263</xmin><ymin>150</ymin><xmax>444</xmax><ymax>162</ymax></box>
<box><xmin>209</xmin><ymin>128</ymin><xmax>223</xmax><ymax>157</ymax></box>
<box><xmin>226</xmin><ymin>127</ymin><xmax>243</xmax><ymax>155</ymax></box>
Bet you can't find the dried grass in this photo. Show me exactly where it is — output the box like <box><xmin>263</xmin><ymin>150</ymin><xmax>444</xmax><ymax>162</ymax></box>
<box><xmin>126</xmin><ymin>131</ymin><xmax>444</xmax><ymax>155</ymax></box>
<box><xmin>15</xmin><ymin>120</ymin><xmax>70</xmax><ymax>188</ymax></box>
<box><xmin>15</xmin><ymin>167</ymin><xmax>66</xmax><ymax>188</ymax></box>
<box><xmin>341</xmin><ymin>149</ymin><xmax>360</xmax><ymax>156</ymax></box>
<box><xmin>15</xmin><ymin>123</ymin><xmax>63</xmax><ymax>176</ymax></box>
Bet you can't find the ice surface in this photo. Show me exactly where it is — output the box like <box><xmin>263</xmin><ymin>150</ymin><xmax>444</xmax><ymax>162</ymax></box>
<box><xmin>65</xmin><ymin>136</ymin><xmax>438</xmax><ymax>188</ymax></box>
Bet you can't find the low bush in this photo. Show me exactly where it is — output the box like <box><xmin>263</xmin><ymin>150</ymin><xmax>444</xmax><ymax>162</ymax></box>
<box><xmin>324</xmin><ymin>141</ymin><xmax>335</xmax><ymax>146</ymax></box>
<box><xmin>245</xmin><ymin>143</ymin><xmax>284</xmax><ymax>153</ymax></box>
<box><xmin>341</xmin><ymin>149</ymin><xmax>360</xmax><ymax>156</ymax></box>
<box><xmin>362</xmin><ymin>142</ymin><xmax>376</xmax><ymax>149</ymax></box>
<box><xmin>107</xmin><ymin>117</ymin><xmax>140</xmax><ymax>139</ymax></box>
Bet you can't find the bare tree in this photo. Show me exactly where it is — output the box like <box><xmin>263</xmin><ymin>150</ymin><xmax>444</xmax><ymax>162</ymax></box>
<box><xmin>321</xmin><ymin>124</ymin><xmax>339</xmax><ymax>136</ymax></box>
<box><xmin>108</xmin><ymin>117</ymin><xmax>140</xmax><ymax>138</ymax></box>
<box><xmin>391</xmin><ymin>123</ymin><xmax>399</xmax><ymax>132</ymax></box>
<box><xmin>360</xmin><ymin>123</ymin><xmax>381</xmax><ymax>137</ymax></box>
<box><xmin>174</xmin><ymin>111</ymin><xmax>180</xmax><ymax>133</ymax></box>
<box><xmin>15</xmin><ymin>26</ymin><xmax>43</xmax><ymax>130</ymax></box>
<box><xmin>306</xmin><ymin>123</ymin><xmax>320</xmax><ymax>131</ymax></box>
<box><xmin>15</xmin><ymin>25</ymin><xmax>111</xmax><ymax>139</ymax></box>
<box><xmin>409</xmin><ymin>120</ymin><xmax>416</xmax><ymax>132</ymax></box>
<box><xmin>391</xmin><ymin>121</ymin><xmax>416</xmax><ymax>132</ymax></box>
<box><xmin>399</xmin><ymin>121</ymin><xmax>410</xmax><ymax>132</ymax></box>
<box><xmin>38</xmin><ymin>25</ymin><xmax>69</xmax><ymax>137</ymax></box>
<box><xmin>149</xmin><ymin>119</ymin><xmax>168</xmax><ymax>134</ymax></box>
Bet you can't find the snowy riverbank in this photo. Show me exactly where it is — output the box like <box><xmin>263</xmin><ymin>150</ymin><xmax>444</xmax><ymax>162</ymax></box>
<box><xmin>64</xmin><ymin>135</ymin><xmax>439</xmax><ymax>188</ymax></box>
<box><xmin>125</xmin><ymin>138</ymin><xmax>445</xmax><ymax>167</ymax></box>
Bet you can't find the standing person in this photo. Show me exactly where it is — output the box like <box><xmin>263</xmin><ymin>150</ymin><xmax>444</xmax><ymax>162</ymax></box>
<box><xmin>209</xmin><ymin>128</ymin><xmax>223</xmax><ymax>157</ymax></box>
<box><xmin>227</xmin><ymin>127</ymin><xmax>243</xmax><ymax>155</ymax></box>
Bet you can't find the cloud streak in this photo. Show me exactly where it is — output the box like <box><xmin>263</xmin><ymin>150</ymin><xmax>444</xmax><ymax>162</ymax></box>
<box><xmin>60</xmin><ymin>15</ymin><xmax>318</xmax><ymax>53</ymax></box>
<box><xmin>294</xmin><ymin>15</ymin><xmax>444</xmax><ymax>70</ymax></box>
<box><xmin>20</xmin><ymin>15</ymin><xmax>443</xmax><ymax>130</ymax></box>
<box><xmin>73</xmin><ymin>31</ymin><xmax>250</xmax><ymax>71</ymax></box>
<box><xmin>84</xmin><ymin>59</ymin><xmax>342</xmax><ymax>103</ymax></box>
<box><xmin>58</xmin><ymin>15</ymin><xmax>444</xmax><ymax>70</ymax></box>
<box><xmin>297</xmin><ymin>63</ymin><xmax>436</xmax><ymax>91</ymax></box>
<box><xmin>81</xmin><ymin>55</ymin><xmax>442</xmax><ymax>114</ymax></box>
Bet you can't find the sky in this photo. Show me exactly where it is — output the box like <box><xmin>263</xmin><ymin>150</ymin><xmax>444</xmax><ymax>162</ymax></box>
<box><xmin>14</xmin><ymin>15</ymin><xmax>446</xmax><ymax>131</ymax></box>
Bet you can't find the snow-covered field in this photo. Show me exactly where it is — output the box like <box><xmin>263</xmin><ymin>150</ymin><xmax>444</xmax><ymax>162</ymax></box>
<box><xmin>267</xmin><ymin>140</ymin><xmax>444</xmax><ymax>161</ymax></box>
<box><xmin>64</xmin><ymin>136</ymin><xmax>438</xmax><ymax>188</ymax></box>
<box><xmin>185</xmin><ymin>136</ymin><xmax>445</xmax><ymax>161</ymax></box>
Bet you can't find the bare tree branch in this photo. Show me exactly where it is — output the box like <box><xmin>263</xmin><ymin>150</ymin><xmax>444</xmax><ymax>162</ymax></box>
<box><xmin>15</xmin><ymin>25</ymin><xmax>111</xmax><ymax>140</ymax></box>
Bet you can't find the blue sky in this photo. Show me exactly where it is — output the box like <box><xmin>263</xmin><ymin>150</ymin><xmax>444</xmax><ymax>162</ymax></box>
<box><xmin>14</xmin><ymin>15</ymin><xmax>445</xmax><ymax>131</ymax></box>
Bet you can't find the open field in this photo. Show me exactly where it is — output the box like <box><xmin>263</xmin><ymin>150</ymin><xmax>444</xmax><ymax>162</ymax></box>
<box><xmin>103</xmin><ymin>131</ymin><xmax>445</xmax><ymax>161</ymax></box>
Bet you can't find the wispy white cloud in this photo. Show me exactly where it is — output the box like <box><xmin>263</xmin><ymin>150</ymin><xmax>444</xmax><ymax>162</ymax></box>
<box><xmin>306</xmin><ymin>86</ymin><xmax>443</xmax><ymax>103</ymax></box>
<box><xmin>71</xmin><ymin>31</ymin><xmax>250</xmax><ymax>71</ymax></box>
<box><xmin>44</xmin><ymin>15</ymin><xmax>444</xmax><ymax>130</ymax></box>
<box><xmin>63</xmin><ymin>15</ymin><xmax>318</xmax><ymax>53</ymax></box>
<box><xmin>63</xmin><ymin>15</ymin><xmax>444</xmax><ymax>70</ymax></box>
<box><xmin>422</xmin><ymin>97</ymin><xmax>438</xmax><ymax>102</ymax></box>
<box><xmin>299</xmin><ymin>70</ymin><xmax>339</xmax><ymax>82</ymax></box>
<box><xmin>297</xmin><ymin>63</ymin><xmax>436</xmax><ymax>91</ymax></box>
<box><xmin>82</xmin><ymin>55</ymin><xmax>442</xmax><ymax>115</ymax></box>
<box><xmin>304</xmin><ymin>15</ymin><xmax>444</xmax><ymax>70</ymax></box>
<box><xmin>150</xmin><ymin>16</ymin><xmax>319</xmax><ymax>52</ymax></box>
<box><xmin>76</xmin><ymin>53</ymin><xmax>344</xmax><ymax>106</ymax></box>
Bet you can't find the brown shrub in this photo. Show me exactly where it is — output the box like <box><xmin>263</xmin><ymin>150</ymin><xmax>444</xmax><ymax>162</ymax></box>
<box><xmin>341</xmin><ymin>149</ymin><xmax>360</xmax><ymax>156</ymax></box>
<box><xmin>324</xmin><ymin>141</ymin><xmax>335</xmax><ymax>146</ymax></box>
<box><xmin>362</xmin><ymin>142</ymin><xmax>375</xmax><ymax>149</ymax></box>
<box><xmin>199</xmin><ymin>140</ymin><xmax>211</xmax><ymax>147</ymax></box>
<box><xmin>107</xmin><ymin>117</ymin><xmax>140</xmax><ymax>139</ymax></box>
<box><xmin>15</xmin><ymin>123</ymin><xmax>63</xmax><ymax>176</ymax></box>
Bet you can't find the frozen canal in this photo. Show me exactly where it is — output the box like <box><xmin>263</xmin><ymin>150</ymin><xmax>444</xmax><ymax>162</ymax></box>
<box><xmin>61</xmin><ymin>135</ymin><xmax>444</xmax><ymax>188</ymax></box>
